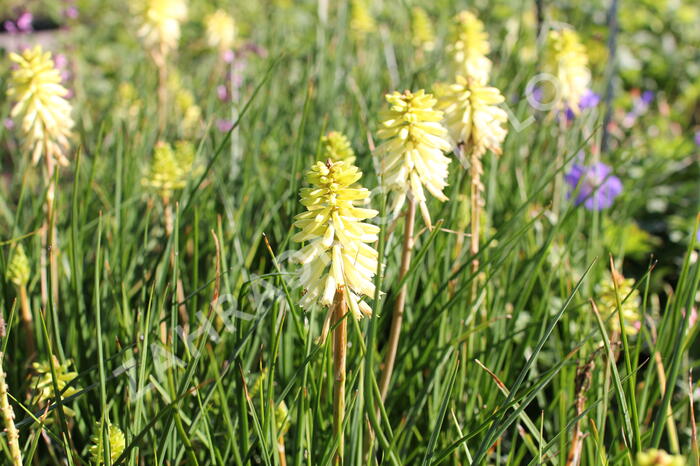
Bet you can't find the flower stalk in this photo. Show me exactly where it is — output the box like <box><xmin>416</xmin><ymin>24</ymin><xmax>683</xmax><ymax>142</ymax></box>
<box><xmin>379</xmin><ymin>195</ymin><xmax>415</xmax><ymax>401</ymax></box>
<box><xmin>0</xmin><ymin>353</ymin><xmax>22</xmax><ymax>465</ymax></box>
<box><xmin>332</xmin><ymin>288</ymin><xmax>347</xmax><ymax>465</ymax></box>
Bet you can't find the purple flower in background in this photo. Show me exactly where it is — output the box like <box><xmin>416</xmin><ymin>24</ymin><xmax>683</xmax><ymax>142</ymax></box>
<box><xmin>3</xmin><ymin>119</ymin><xmax>14</xmax><ymax>130</ymax></box>
<box><xmin>217</xmin><ymin>119</ymin><xmax>234</xmax><ymax>132</ymax></box>
<box><xmin>16</xmin><ymin>12</ymin><xmax>33</xmax><ymax>32</ymax></box>
<box><xmin>694</xmin><ymin>130</ymin><xmax>700</xmax><ymax>147</ymax></box>
<box><xmin>222</xmin><ymin>50</ymin><xmax>235</xmax><ymax>63</ymax></box>
<box><xmin>580</xmin><ymin>89</ymin><xmax>601</xmax><ymax>109</ymax></box>
<box><xmin>564</xmin><ymin>162</ymin><xmax>623</xmax><ymax>210</ymax></box>
<box><xmin>63</xmin><ymin>6</ymin><xmax>79</xmax><ymax>19</ymax></box>
<box><xmin>565</xmin><ymin>89</ymin><xmax>600</xmax><ymax>121</ymax></box>
<box><xmin>217</xmin><ymin>85</ymin><xmax>228</xmax><ymax>101</ymax></box>
<box><xmin>641</xmin><ymin>90</ymin><xmax>654</xmax><ymax>105</ymax></box>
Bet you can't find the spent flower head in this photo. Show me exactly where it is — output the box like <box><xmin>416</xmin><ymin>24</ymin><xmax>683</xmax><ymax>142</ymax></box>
<box><xmin>205</xmin><ymin>9</ymin><xmax>235</xmax><ymax>53</ymax></box>
<box><xmin>597</xmin><ymin>269</ymin><xmax>641</xmax><ymax>336</ymax></box>
<box><xmin>436</xmin><ymin>75</ymin><xmax>508</xmax><ymax>158</ymax></box>
<box><xmin>375</xmin><ymin>90</ymin><xmax>452</xmax><ymax>227</ymax></box>
<box><xmin>7</xmin><ymin>46</ymin><xmax>74</xmax><ymax>166</ymax></box>
<box><xmin>89</xmin><ymin>422</ymin><xmax>126</xmax><ymax>464</ymax></box>
<box><xmin>293</xmin><ymin>161</ymin><xmax>379</xmax><ymax>319</ymax></box>
<box><xmin>447</xmin><ymin>11</ymin><xmax>492</xmax><ymax>84</ymax></box>
<box><xmin>322</xmin><ymin>131</ymin><xmax>356</xmax><ymax>164</ymax></box>
<box><xmin>565</xmin><ymin>161</ymin><xmax>622</xmax><ymax>210</ymax></box>
<box><xmin>543</xmin><ymin>29</ymin><xmax>590</xmax><ymax>115</ymax></box>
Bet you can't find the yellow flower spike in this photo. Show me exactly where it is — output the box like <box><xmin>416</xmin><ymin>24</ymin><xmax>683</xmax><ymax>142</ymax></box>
<box><xmin>436</xmin><ymin>76</ymin><xmax>508</xmax><ymax>158</ymax></box>
<box><xmin>350</xmin><ymin>0</ymin><xmax>376</xmax><ymax>40</ymax></box>
<box><xmin>636</xmin><ymin>449</ymin><xmax>685</xmax><ymax>466</ymax></box>
<box><xmin>543</xmin><ymin>29</ymin><xmax>590</xmax><ymax>114</ymax></box>
<box><xmin>31</xmin><ymin>357</ymin><xmax>79</xmax><ymax>415</ymax></box>
<box><xmin>142</xmin><ymin>141</ymin><xmax>197</xmax><ymax>200</ymax></box>
<box><xmin>375</xmin><ymin>90</ymin><xmax>452</xmax><ymax>228</ymax></box>
<box><xmin>293</xmin><ymin>160</ymin><xmax>379</xmax><ymax>319</ymax></box>
<box><xmin>90</xmin><ymin>422</ymin><xmax>126</xmax><ymax>465</ymax></box>
<box><xmin>411</xmin><ymin>7</ymin><xmax>435</xmax><ymax>52</ymax></box>
<box><xmin>205</xmin><ymin>9</ymin><xmax>235</xmax><ymax>52</ymax></box>
<box><xmin>447</xmin><ymin>11</ymin><xmax>492</xmax><ymax>84</ymax></box>
<box><xmin>322</xmin><ymin>131</ymin><xmax>356</xmax><ymax>164</ymax></box>
<box><xmin>7</xmin><ymin>45</ymin><xmax>74</xmax><ymax>167</ymax></box>
<box><xmin>597</xmin><ymin>269</ymin><xmax>641</xmax><ymax>336</ymax></box>
<box><xmin>132</xmin><ymin>0</ymin><xmax>188</xmax><ymax>55</ymax></box>
<box><xmin>6</xmin><ymin>244</ymin><xmax>30</xmax><ymax>287</ymax></box>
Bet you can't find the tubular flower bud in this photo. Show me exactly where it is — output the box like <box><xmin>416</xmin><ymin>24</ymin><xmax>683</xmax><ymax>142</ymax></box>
<box><xmin>132</xmin><ymin>0</ymin><xmax>187</xmax><ymax>55</ymax></box>
<box><xmin>293</xmin><ymin>161</ymin><xmax>379</xmax><ymax>319</ymax></box>
<box><xmin>90</xmin><ymin>422</ymin><xmax>126</xmax><ymax>464</ymax></box>
<box><xmin>411</xmin><ymin>7</ymin><xmax>435</xmax><ymax>52</ymax></box>
<box><xmin>436</xmin><ymin>75</ymin><xmax>508</xmax><ymax>158</ymax></box>
<box><xmin>322</xmin><ymin>131</ymin><xmax>356</xmax><ymax>164</ymax></box>
<box><xmin>6</xmin><ymin>244</ymin><xmax>30</xmax><ymax>287</ymax></box>
<box><xmin>543</xmin><ymin>29</ymin><xmax>590</xmax><ymax>114</ymax></box>
<box><xmin>205</xmin><ymin>9</ymin><xmax>235</xmax><ymax>52</ymax></box>
<box><xmin>7</xmin><ymin>46</ymin><xmax>74</xmax><ymax>166</ymax></box>
<box><xmin>375</xmin><ymin>90</ymin><xmax>452</xmax><ymax>227</ymax></box>
<box><xmin>597</xmin><ymin>269</ymin><xmax>641</xmax><ymax>336</ymax></box>
<box><xmin>447</xmin><ymin>11</ymin><xmax>492</xmax><ymax>84</ymax></box>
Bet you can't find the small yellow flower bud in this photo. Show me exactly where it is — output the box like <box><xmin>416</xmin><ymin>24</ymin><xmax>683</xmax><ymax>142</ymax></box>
<box><xmin>597</xmin><ymin>270</ymin><xmax>641</xmax><ymax>336</ymax></box>
<box><xmin>6</xmin><ymin>244</ymin><xmax>30</xmax><ymax>288</ymax></box>
<box><xmin>543</xmin><ymin>29</ymin><xmax>591</xmax><ymax>114</ymax></box>
<box><xmin>90</xmin><ymin>422</ymin><xmax>126</xmax><ymax>464</ymax></box>
<box><xmin>411</xmin><ymin>7</ymin><xmax>435</xmax><ymax>52</ymax></box>
<box><xmin>447</xmin><ymin>11</ymin><xmax>492</xmax><ymax>84</ymax></box>
<box><xmin>132</xmin><ymin>0</ymin><xmax>188</xmax><ymax>55</ymax></box>
<box><xmin>322</xmin><ymin>131</ymin><xmax>356</xmax><ymax>164</ymax></box>
<box><xmin>636</xmin><ymin>449</ymin><xmax>685</xmax><ymax>466</ymax></box>
<box><xmin>350</xmin><ymin>0</ymin><xmax>376</xmax><ymax>40</ymax></box>
<box><xmin>205</xmin><ymin>9</ymin><xmax>235</xmax><ymax>52</ymax></box>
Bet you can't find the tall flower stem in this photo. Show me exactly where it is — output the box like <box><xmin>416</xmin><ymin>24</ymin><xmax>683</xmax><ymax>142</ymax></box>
<box><xmin>332</xmin><ymin>288</ymin><xmax>347</xmax><ymax>465</ymax></box>
<box><xmin>18</xmin><ymin>285</ymin><xmax>35</xmax><ymax>357</ymax></box>
<box><xmin>41</xmin><ymin>137</ymin><xmax>59</xmax><ymax>311</ymax></box>
<box><xmin>153</xmin><ymin>45</ymin><xmax>168</xmax><ymax>133</ymax></box>
<box><xmin>0</xmin><ymin>352</ymin><xmax>22</xmax><ymax>465</ymax></box>
<box><xmin>379</xmin><ymin>196</ymin><xmax>416</xmax><ymax>401</ymax></box>
<box><xmin>469</xmin><ymin>148</ymin><xmax>481</xmax><ymax>299</ymax></box>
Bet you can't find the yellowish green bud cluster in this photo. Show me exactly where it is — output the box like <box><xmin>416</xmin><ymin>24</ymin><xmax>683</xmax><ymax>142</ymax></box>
<box><xmin>293</xmin><ymin>161</ymin><xmax>379</xmax><ymax>319</ymax></box>
<box><xmin>447</xmin><ymin>11</ymin><xmax>492</xmax><ymax>85</ymax></box>
<box><xmin>436</xmin><ymin>76</ymin><xmax>508</xmax><ymax>158</ymax></box>
<box><xmin>142</xmin><ymin>141</ymin><xmax>197</xmax><ymax>200</ymax></box>
<box><xmin>375</xmin><ymin>90</ymin><xmax>452</xmax><ymax>227</ymax></box>
<box><xmin>7</xmin><ymin>46</ymin><xmax>74</xmax><ymax>166</ymax></box>
<box><xmin>411</xmin><ymin>7</ymin><xmax>435</xmax><ymax>52</ymax></box>
<box><xmin>543</xmin><ymin>29</ymin><xmax>591</xmax><ymax>114</ymax></box>
<box><xmin>31</xmin><ymin>357</ymin><xmax>79</xmax><ymax>415</ymax></box>
<box><xmin>6</xmin><ymin>244</ymin><xmax>30</xmax><ymax>287</ymax></box>
<box><xmin>350</xmin><ymin>0</ymin><xmax>376</xmax><ymax>40</ymax></box>
<box><xmin>205</xmin><ymin>9</ymin><xmax>235</xmax><ymax>52</ymax></box>
<box><xmin>636</xmin><ymin>449</ymin><xmax>685</xmax><ymax>466</ymax></box>
<box><xmin>132</xmin><ymin>0</ymin><xmax>188</xmax><ymax>55</ymax></box>
<box><xmin>322</xmin><ymin>131</ymin><xmax>356</xmax><ymax>164</ymax></box>
<box><xmin>90</xmin><ymin>422</ymin><xmax>126</xmax><ymax>464</ymax></box>
<box><xmin>597</xmin><ymin>270</ymin><xmax>641</xmax><ymax>336</ymax></box>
